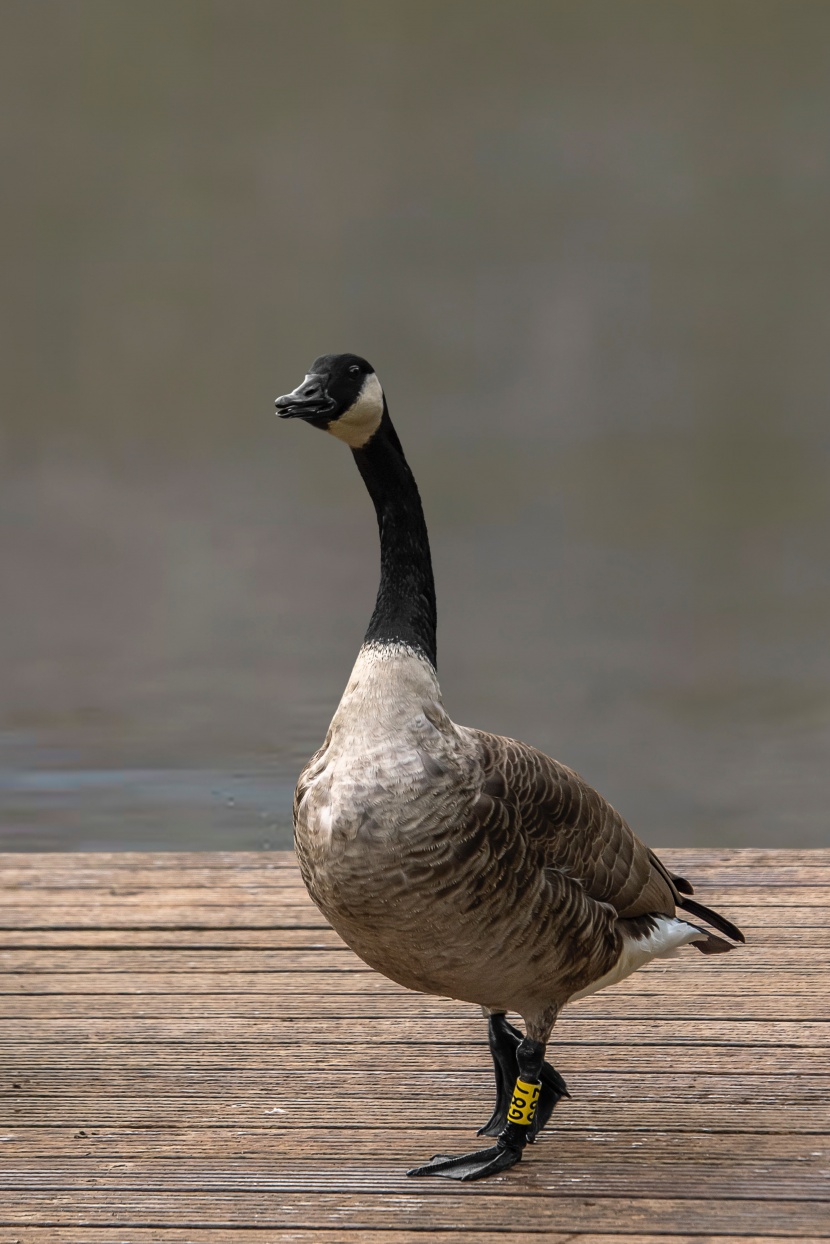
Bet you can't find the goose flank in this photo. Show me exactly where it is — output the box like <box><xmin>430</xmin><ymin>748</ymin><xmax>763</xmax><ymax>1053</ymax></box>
<box><xmin>276</xmin><ymin>353</ymin><xmax>745</xmax><ymax>1181</ymax></box>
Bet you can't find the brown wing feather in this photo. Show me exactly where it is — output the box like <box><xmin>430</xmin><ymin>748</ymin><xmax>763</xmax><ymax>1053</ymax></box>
<box><xmin>470</xmin><ymin>729</ymin><xmax>678</xmax><ymax>920</ymax></box>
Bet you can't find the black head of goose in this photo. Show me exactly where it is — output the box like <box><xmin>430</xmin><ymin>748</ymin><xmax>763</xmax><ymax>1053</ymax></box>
<box><xmin>276</xmin><ymin>354</ymin><xmax>745</xmax><ymax>1182</ymax></box>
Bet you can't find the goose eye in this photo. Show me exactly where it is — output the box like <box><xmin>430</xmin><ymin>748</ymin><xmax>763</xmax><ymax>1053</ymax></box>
<box><xmin>349</xmin><ymin>365</ymin><xmax>360</xmax><ymax>375</ymax></box>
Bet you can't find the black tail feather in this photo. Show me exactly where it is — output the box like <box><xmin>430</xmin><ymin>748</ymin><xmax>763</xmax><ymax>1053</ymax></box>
<box><xmin>671</xmin><ymin>873</ymin><xmax>695</xmax><ymax>896</ymax></box>
<box><xmin>691</xmin><ymin>928</ymin><xmax>735</xmax><ymax>955</ymax></box>
<box><xmin>678</xmin><ymin>896</ymin><xmax>745</xmax><ymax>944</ymax></box>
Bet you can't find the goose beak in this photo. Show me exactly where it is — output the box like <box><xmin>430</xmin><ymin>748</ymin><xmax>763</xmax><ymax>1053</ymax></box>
<box><xmin>275</xmin><ymin>373</ymin><xmax>335</xmax><ymax>423</ymax></box>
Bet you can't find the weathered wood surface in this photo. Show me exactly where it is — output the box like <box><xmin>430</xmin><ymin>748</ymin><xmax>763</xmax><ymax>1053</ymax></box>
<box><xmin>0</xmin><ymin>849</ymin><xmax>827</xmax><ymax>1243</ymax></box>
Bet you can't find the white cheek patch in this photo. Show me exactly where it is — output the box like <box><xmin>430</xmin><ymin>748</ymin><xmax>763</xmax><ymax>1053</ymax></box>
<box><xmin>328</xmin><ymin>373</ymin><xmax>384</xmax><ymax>448</ymax></box>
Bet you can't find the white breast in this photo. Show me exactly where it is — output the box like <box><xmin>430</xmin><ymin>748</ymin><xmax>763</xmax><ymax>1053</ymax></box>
<box><xmin>295</xmin><ymin>642</ymin><xmax>461</xmax><ymax>850</ymax></box>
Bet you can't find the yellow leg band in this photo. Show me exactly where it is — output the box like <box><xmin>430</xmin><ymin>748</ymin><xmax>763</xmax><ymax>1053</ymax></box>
<box><xmin>507</xmin><ymin>1076</ymin><xmax>541</xmax><ymax>1126</ymax></box>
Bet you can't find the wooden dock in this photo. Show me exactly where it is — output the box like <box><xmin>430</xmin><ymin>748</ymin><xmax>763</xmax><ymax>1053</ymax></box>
<box><xmin>0</xmin><ymin>848</ymin><xmax>827</xmax><ymax>1243</ymax></box>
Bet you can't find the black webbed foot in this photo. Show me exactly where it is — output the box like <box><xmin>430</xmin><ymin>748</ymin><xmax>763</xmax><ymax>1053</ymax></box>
<box><xmin>407</xmin><ymin>1139</ymin><xmax>522</xmax><ymax>1181</ymax></box>
<box><xmin>408</xmin><ymin>1038</ymin><xmax>550</xmax><ymax>1182</ymax></box>
<box><xmin>477</xmin><ymin>1013</ymin><xmax>569</xmax><ymax>1141</ymax></box>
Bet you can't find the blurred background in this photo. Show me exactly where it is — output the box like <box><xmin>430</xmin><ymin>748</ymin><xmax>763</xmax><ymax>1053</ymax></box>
<box><xmin>1</xmin><ymin>0</ymin><xmax>828</xmax><ymax>850</ymax></box>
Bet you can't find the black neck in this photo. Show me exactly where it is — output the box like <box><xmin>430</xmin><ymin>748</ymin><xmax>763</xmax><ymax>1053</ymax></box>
<box><xmin>352</xmin><ymin>406</ymin><xmax>437</xmax><ymax>668</ymax></box>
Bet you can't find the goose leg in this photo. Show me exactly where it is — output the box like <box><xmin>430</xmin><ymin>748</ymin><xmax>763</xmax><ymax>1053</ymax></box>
<box><xmin>475</xmin><ymin>1013</ymin><xmax>515</xmax><ymax>1139</ymax></box>
<box><xmin>407</xmin><ymin>1034</ymin><xmax>548</xmax><ymax>1181</ymax></box>
<box><xmin>477</xmin><ymin>1013</ymin><xmax>569</xmax><ymax>1142</ymax></box>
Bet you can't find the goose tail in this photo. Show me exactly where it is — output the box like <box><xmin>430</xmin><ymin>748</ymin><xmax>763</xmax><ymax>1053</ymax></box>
<box><xmin>677</xmin><ymin>895</ymin><xmax>746</xmax><ymax>945</ymax></box>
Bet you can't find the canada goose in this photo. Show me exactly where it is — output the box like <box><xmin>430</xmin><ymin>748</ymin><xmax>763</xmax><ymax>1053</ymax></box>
<box><xmin>276</xmin><ymin>354</ymin><xmax>744</xmax><ymax>1181</ymax></box>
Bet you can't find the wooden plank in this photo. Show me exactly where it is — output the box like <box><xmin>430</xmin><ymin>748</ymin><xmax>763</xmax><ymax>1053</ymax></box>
<box><xmin>4</xmin><ymin>1066</ymin><xmax>826</xmax><ymax>1099</ymax></box>
<box><xmin>0</xmin><ymin>852</ymin><xmax>299</xmax><ymax>871</ymax></box>
<box><xmin>0</xmin><ymin>949</ymin><xmax>375</xmax><ymax>972</ymax></box>
<box><xmin>0</xmin><ymin>923</ymin><xmax>826</xmax><ymax>948</ymax></box>
<box><xmin>0</xmin><ymin>887</ymin><xmax>328</xmax><ymax>906</ymax></box>
<box><xmin>1</xmin><ymin>1154</ymin><xmax>827</xmax><ymax>1201</ymax></box>
<box><xmin>2</xmin><ymin>1045</ymin><xmax>826</xmax><ymax>1075</ymax></box>
<box><xmin>0</xmin><ymin>1015</ymin><xmax>824</xmax><ymax>1045</ymax></box>
<box><xmin>30</xmin><ymin>1034</ymin><xmax>816</xmax><ymax>1072</ymax></box>
<box><xmin>0</xmin><ymin>961</ymin><xmax>815</xmax><ymax>992</ymax></box>
<box><xmin>3</xmin><ymin>863</ymin><xmax>829</xmax><ymax>890</ymax></box>
<box><xmin>1</xmin><ymin>967</ymin><xmax>823</xmax><ymax>994</ymax></box>
<box><xmin>3</xmin><ymin>990</ymin><xmax>825</xmax><ymax>1020</ymax></box>
<box><xmin>0</xmin><ymin>903</ymin><xmax>819</xmax><ymax>929</ymax></box>
<box><xmin>2</xmin><ymin>847</ymin><xmax>827</xmax><ymax>871</ymax></box>
<box><xmin>0</xmin><ymin>955</ymin><xmax>816</xmax><ymax>985</ymax></box>
<box><xmin>1</xmin><ymin>1098</ymin><xmax>825</xmax><ymax>1135</ymax></box>
<box><xmin>0</xmin><ymin>1192</ymin><xmax>827</xmax><ymax>1234</ymax></box>
<box><xmin>0</xmin><ymin>927</ymin><xmax>348</xmax><ymax>949</ymax></box>
<box><xmin>0</xmin><ymin>905</ymin><xmax>329</xmax><ymax>929</ymax></box>
<box><xmin>0</xmin><ymin>945</ymin><xmax>821</xmax><ymax>972</ymax></box>
<box><xmin>8</xmin><ymin>1233</ymin><xmax>822</xmax><ymax>1244</ymax></box>
<box><xmin>3</xmin><ymin>884</ymin><xmax>829</xmax><ymax>909</ymax></box>
<box><xmin>1</xmin><ymin>1126</ymin><xmax>823</xmax><ymax>1162</ymax></box>
<box><xmin>1</xmin><ymin>1098</ymin><xmax>824</xmax><ymax>1135</ymax></box>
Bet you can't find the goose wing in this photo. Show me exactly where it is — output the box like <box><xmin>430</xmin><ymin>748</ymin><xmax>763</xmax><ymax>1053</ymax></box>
<box><xmin>468</xmin><ymin>729</ymin><xmax>678</xmax><ymax>919</ymax></box>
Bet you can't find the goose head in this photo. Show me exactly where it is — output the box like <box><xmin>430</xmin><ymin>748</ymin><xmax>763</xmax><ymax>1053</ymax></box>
<box><xmin>276</xmin><ymin>353</ymin><xmax>384</xmax><ymax>449</ymax></box>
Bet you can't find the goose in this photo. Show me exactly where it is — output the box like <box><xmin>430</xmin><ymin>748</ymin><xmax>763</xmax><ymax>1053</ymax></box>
<box><xmin>275</xmin><ymin>353</ymin><xmax>744</xmax><ymax>1182</ymax></box>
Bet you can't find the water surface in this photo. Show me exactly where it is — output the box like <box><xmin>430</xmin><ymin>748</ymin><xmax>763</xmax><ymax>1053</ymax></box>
<box><xmin>1</xmin><ymin>2</ymin><xmax>828</xmax><ymax>849</ymax></box>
